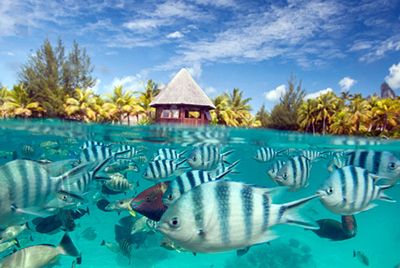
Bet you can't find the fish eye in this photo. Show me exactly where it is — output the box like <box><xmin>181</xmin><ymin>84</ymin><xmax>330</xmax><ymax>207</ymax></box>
<box><xmin>119</xmin><ymin>201</ymin><xmax>124</xmax><ymax>205</ymax></box>
<box><xmin>146</xmin><ymin>196</ymin><xmax>151</xmax><ymax>202</ymax></box>
<box><xmin>388</xmin><ymin>162</ymin><xmax>397</xmax><ymax>170</ymax></box>
<box><xmin>326</xmin><ymin>187</ymin><xmax>334</xmax><ymax>195</ymax></box>
<box><xmin>168</xmin><ymin>194</ymin><xmax>173</xmax><ymax>200</ymax></box>
<box><xmin>282</xmin><ymin>173</ymin><xmax>288</xmax><ymax>179</ymax></box>
<box><xmin>168</xmin><ymin>217</ymin><xmax>180</xmax><ymax>228</ymax></box>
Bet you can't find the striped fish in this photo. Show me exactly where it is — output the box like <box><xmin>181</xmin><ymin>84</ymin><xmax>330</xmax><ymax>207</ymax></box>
<box><xmin>318</xmin><ymin>166</ymin><xmax>395</xmax><ymax>215</ymax></box>
<box><xmin>116</xmin><ymin>145</ymin><xmax>141</xmax><ymax>158</ymax></box>
<box><xmin>267</xmin><ymin>160</ymin><xmax>286</xmax><ymax>180</ymax></box>
<box><xmin>78</xmin><ymin>146</ymin><xmax>114</xmax><ymax>164</ymax></box>
<box><xmin>300</xmin><ymin>150</ymin><xmax>327</xmax><ymax>162</ymax></box>
<box><xmin>188</xmin><ymin>146</ymin><xmax>233</xmax><ymax>171</ymax></box>
<box><xmin>274</xmin><ymin>156</ymin><xmax>312</xmax><ymax>190</ymax></box>
<box><xmin>254</xmin><ymin>147</ymin><xmax>283</xmax><ymax>162</ymax></box>
<box><xmin>80</xmin><ymin>140</ymin><xmax>109</xmax><ymax>150</ymax></box>
<box><xmin>157</xmin><ymin>181</ymin><xmax>318</xmax><ymax>253</ymax></box>
<box><xmin>163</xmin><ymin>160</ymin><xmax>240</xmax><ymax>206</ymax></box>
<box><xmin>154</xmin><ymin>148</ymin><xmax>186</xmax><ymax>161</ymax></box>
<box><xmin>0</xmin><ymin>160</ymin><xmax>93</xmax><ymax>227</ymax></box>
<box><xmin>103</xmin><ymin>173</ymin><xmax>133</xmax><ymax>193</ymax></box>
<box><xmin>345</xmin><ymin>150</ymin><xmax>400</xmax><ymax>183</ymax></box>
<box><xmin>21</xmin><ymin>145</ymin><xmax>35</xmax><ymax>159</ymax></box>
<box><xmin>143</xmin><ymin>159</ymin><xmax>187</xmax><ymax>180</ymax></box>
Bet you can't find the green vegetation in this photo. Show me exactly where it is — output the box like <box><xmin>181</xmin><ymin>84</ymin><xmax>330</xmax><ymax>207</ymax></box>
<box><xmin>1</xmin><ymin>38</ymin><xmax>400</xmax><ymax>137</ymax></box>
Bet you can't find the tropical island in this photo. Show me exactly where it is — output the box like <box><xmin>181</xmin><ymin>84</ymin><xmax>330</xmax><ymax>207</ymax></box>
<box><xmin>0</xmin><ymin>39</ymin><xmax>399</xmax><ymax>138</ymax></box>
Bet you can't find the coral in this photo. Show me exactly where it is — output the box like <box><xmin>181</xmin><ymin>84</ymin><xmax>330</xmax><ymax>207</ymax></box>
<box><xmin>224</xmin><ymin>240</ymin><xmax>316</xmax><ymax>268</ymax></box>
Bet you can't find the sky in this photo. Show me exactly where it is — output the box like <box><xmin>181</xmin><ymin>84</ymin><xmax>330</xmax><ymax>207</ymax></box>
<box><xmin>0</xmin><ymin>0</ymin><xmax>400</xmax><ymax>112</ymax></box>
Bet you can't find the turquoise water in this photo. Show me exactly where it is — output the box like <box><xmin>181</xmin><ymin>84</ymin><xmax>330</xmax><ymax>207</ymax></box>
<box><xmin>0</xmin><ymin>119</ymin><xmax>400</xmax><ymax>268</ymax></box>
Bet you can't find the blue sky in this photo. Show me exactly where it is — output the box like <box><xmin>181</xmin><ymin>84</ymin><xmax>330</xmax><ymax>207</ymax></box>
<box><xmin>1</xmin><ymin>0</ymin><xmax>400</xmax><ymax>112</ymax></box>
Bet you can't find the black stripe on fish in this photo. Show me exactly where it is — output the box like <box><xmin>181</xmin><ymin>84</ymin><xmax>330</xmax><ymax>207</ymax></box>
<box><xmin>21</xmin><ymin>162</ymin><xmax>30</xmax><ymax>208</ymax></box>
<box><xmin>362</xmin><ymin>169</ymin><xmax>369</xmax><ymax>208</ymax></box>
<box><xmin>350</xmin><ymin>166</ymin><xmax>358</xmax><ymax>210</ymax></box>
<box><xmin>262</xmin><ymin>192</ymin><xmax>270</xmax><ymax>230</ymax></box>
<box><xmin>241</xmin><ymin>184</ymin><xmax>253</xmax><ymax>240</ymax></box>
<box><xmin>372</xmin><ymin>151</ymin><xmax>381</xmax><ymax>175</ymax></box>
<box><xmin>339</xmin><ymin>168</ymin><xmax>347</xmax><ymax>208</ymax></box>
<box><xmin>216</xmin><ymin>182</ymin><xmax>230</xmax><ymax>245</ymax></box>
<box><xmin>359</xmin><ymin>151</ymin><xmax>368</xmax><ymax>169</ymax></box>
<box><xmin>192</xmin><ymin>184</ymin><xmax>205</xmax><ymax>235</ymax></box>
<box><xmin>187</xmin><ymin>171</ymin><xmax>196</xmax><ymax>190</ymax></box>
<box><xmin>177</xmin><ymin>176</ymin><xmax>185</xmax><ymax>195</ymax></box>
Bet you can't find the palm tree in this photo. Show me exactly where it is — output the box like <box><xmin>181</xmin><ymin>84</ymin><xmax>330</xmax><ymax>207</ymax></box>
<box><xmin>298</xmin><ymin>99</ymin><xmax>318</xmax><ymax>134</ymax></box>
<box><xmin>103</xmin><ymin>85</ymin><xmax>144</xmax><ymax>124</ymax></box>
<box><xmin>225</xmin><ymin>88</ymin><xmax>252</xmax><ymax>125</ymax></box>
<box><xmin>64</xmin><ymin>88</ymin><xmax>97</xmax><ymax>122</ymax></box>
<box><xmin>370</xmin><ymin>98</ymin><xmax>399</xmax><ymax>134</ymax></box>
<box><xmin>315</xmin><ymin>92</ymin><xmax>338</xmax><ymax>134</ymax></box>
<box><xmin>348</xmin><ymin>95</ymin><xmax>371</xmax><ymax>134</ymax></box>
<box><xmin>2</xmin><ymin>84</ymin><xmax>45</xmax><ymax>118</ymax></box>
<box><xmin>139</xmin><ymin>80</ymin><xmax>160</xmax><ymax>120</ymax></box>
<box><xmin>255</xmin><ymin>104</ymin><xmax>270</xmax><ymax>128</ymax></box>
<box><xmin>330</xmin><ymin>108</ymin><xmax>353</xmax><ymax>135</ymax></box>
<box><xmin>211</xmin><ymin>94</ymin><xmax>236</xmax><ymax>126</ymax></box>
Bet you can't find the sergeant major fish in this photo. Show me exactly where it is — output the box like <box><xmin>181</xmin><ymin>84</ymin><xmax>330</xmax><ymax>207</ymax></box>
<box><xmin>0</xmin><ymin>160</ymin><xmax>93</xmax><ymax>228</ymax></box>
<box><xmin>154</xmin><ymin>148</ymin><xmax>186</xmax><ymax>161</ymax></box>
<box><xmin>157</xmin><ymin>181</ymin><xmax>318</xmax><ymax>253</ymax></box>
<box><xmin>346</xmin><ymin>150</ymin><xmax>400</xmax><ymax>184</ymax></box>
<box><xmin>274</xmin><ymin>156</ymin><xmax>312</xmax><ymax>191</ymax></box>
<box><xmin>163</xmin><ymin>160</ymin><xmax>240</xmax><ymax>206</ymax></box>
<box><xmin>143</xmin><ymin>159</ymin><xmax>187</xmax><ymax>180</ymax></box>
<box><xmin>318</xmin><ymin>166</ymin><xmax>395</xmax><ymax>215</ymax></box>
<box><xmin>254</xmin><ymin>147</ymin><xmax>285</xmax><ymax>162</ymax></box>
<box><xmin>188</xmin><ymin>146</ymin><xmax>233</xmax><ymax>171</ymax></box>
<box><xmin>267</xmin><ymin>160</ymin><xmax>286</xmax><ymax>180</ymax></box>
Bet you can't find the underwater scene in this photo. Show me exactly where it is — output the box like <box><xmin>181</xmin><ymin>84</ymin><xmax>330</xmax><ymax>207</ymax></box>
<box><xmin>0</xmin><ymin>119</ymin><xmax>400</xmax><ymax>268</ymax></box>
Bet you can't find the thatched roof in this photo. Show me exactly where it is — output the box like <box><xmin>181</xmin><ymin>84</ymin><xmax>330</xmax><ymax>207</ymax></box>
<box><xmin>150</xmin><ymin>68</ymin><xmax>215</xmax><ymax>109</ymax></box>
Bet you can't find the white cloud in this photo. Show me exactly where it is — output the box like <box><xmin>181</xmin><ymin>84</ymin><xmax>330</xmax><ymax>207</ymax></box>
<box><xmin>264</xmin><ymin>84</ymin><xmax>286</xmax><ymax>102</ymax></box>
<box><xmin>385</xmin><ymin>62</ymin><xmax>400</xmax><ymax>90</ymax></box>
<box><xmin>338</xmin><ymin>77</ymin><xmax>356</xmax><ymax>92</ymax></box>
<box><xmin>205</xmin><ymin>86</ymin><xmax>216</xmax><ymax>94</ymax></box>
<box><xmin>186</xmin><ymin>62</ymin><xmax>202</xmax><ymax>80</ymax></box>
<box><xmin>359</xmin><ymin>35</ymin><xmax>400</xmax><ymax>62</ymax></box>
<box><xmin>123</xmin><ymin>19</ymin><xmax>166</xmax><ymax>31</ymax></box>
<box><xmin>194</xmin><ymin>0</ymin><xmax>237</xmax><ymax>8</ymax></box>
<box><xmin>108</xmin><ymin>74</ymin><xmax>145</xmax><ymax>92</ymax></box>
<box><xmin>305</xmin><ymin>87</ymin><xmax>333</xmax><ymax>100</ymax></box>
<box><xmin>1</xmin><ymin>51</ymin><xmax>14</xmax><ymax>56</ymax></box>
<box><xmin>166</xmin><ymin>31</ymin><xmax>184</xmax><ymax>39</ymax></box>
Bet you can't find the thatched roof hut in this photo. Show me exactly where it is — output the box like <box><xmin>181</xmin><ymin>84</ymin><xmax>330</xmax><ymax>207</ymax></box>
<box><xmin>150</xmin><ymin>68</ymin><xmax>215</xmax><ymax>125</ymax></box>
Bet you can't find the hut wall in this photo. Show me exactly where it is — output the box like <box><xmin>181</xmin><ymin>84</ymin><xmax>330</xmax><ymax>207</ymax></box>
<box><xmin>154</xmin><ymin>105</ymin><xmax>210</xmax><ymax>125</ymax></box>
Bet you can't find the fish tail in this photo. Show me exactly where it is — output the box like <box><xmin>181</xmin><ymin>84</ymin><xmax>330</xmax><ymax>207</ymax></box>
<box><xmin>278</xmin><ymin>194</ymin><xmax>319</xmax><ymax>230</ymax></box>
<box><xmin>215</xmin><ymin>160</ymin><xmax>241</xmax><ymax>180</ymax></box>
<box><xmin>58</xmin><ymin>233</ymin><xmax>80</xmax><ymax>257</ymax></box>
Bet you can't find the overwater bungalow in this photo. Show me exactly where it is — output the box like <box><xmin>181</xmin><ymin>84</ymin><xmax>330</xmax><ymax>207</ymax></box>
<box><xmin>150</xmin><ymin>68</ymin><xmax>215</xmax><ymax>125</ymax></box>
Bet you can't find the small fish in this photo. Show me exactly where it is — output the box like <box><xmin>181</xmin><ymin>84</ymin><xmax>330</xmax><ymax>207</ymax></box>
<box><xmin>160</xmin><ymin>237</ymin><xmax>188</xmax><ymax>252</ymax></box>
<box><xmin>301</xmin><ymin>150</ymin><xmax>327</xmax><ymax>162</ymax></box>
<box><xmin>163</xmin><ymin>160</ymin><xmax>240</xmax><ymax>206</ymax></box>
<box><xmin>0</xmin><ymin>223</ymin><xmax>28</xmax><ymax>243</ymax></box>
<box><xmin>274</xmin><ymin>156</ymin><xmax>312</xmax><ymax>190</ymax></box>
<box><xmin>310</xmin><ymin>218</ymin><xmax>354</xmax><ymax>241</ymax></box>
<box><xmin>105</xmin><ymin>198</ymin><xmax>136</xmax><ymax>217</ymax></box>
<box><xmin>188</xmin><ymin>146</ymin><xmax>233</xmax><ymax>170</ymax></box>
<box><xmin>267</xmin><ymin>160</ymin><xmax>286</xmax><ymax>180</ymax></box>
<box><xmin>318</xmin><ymin>166</ymin><xmax>395</xmax><ymax>215</ymax></box>
<box><xmin>116</xmin><ymin>144</ymin><xmax>141</xmax><ymax>158</ymax></box>
<box><xmin>77</xmin><ymin>145</ymin><xmax>113</xmax><ymax>164</ymax></box>
<box><xmin>104</xmin><ymin>159</ymin><xmax>139</xmax><ymax>174</ymax></box>
<box><xmin>143</xmin><ymin>159</ymin><xmax>187</xmax><ymax>180</ymax></box>
<box><xmin>21</xmin><ymin>144</ymin><xmax>35</xmax><ymax>159</ymax></box>
<box><xmin>0</xmin><ymin>150</ymin><xmax>17</xmax><ymax>160</ymax></box>
<box><xmin>80</xmin><ymin>140</ymin><xmax>109</xmax><ymax>150</ymax></box>
<box><xmin>353</xmin><ymin>250</ymin><xmax>370</xmax><ymax>266</ymax></box>
<box><xmin>154</xmin><ymin>148</ymin><xmax>186</xmax><ymax>161</ymax></box>
<box><xmin>0</xmin><ymin>239</ymin><xmax>19</xmax><ymax>253</ymax></box>
<box><xmin>254</xmin><ymin>147</ymin><xmax>283</xmax><ymax>162</ymax></box>
<box><xmin>157</xmin><ymin>181</ymin><xmax>318</xmax><ymax>253</ymax></box>
<box><xmin>0</xmin><ymin>233</ymin><xmax>80</xmax><ymax>268</ymax></box>
<box><xmin>80</xmin><ymin>227</ymin><xmax>97</xmax><ymax>241</ymax></box>
<box><xmin>40</xmin><ymin>141</ymin><xmax>59</xmax><ymax>149</ymax></box>
<box><xmin>131</xmin><ymin>182</ymin><xmax>170</xmax><ymax>221</ymax></box>
<box><xmin>103</xmin><ymin>173</ymin><xmax>133</xmax><ymax>193</ymax></box>
<box><xmin>346</xmin><ymin>150</ymin><xmax>400</xmax><ymax>183</ymax></box>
